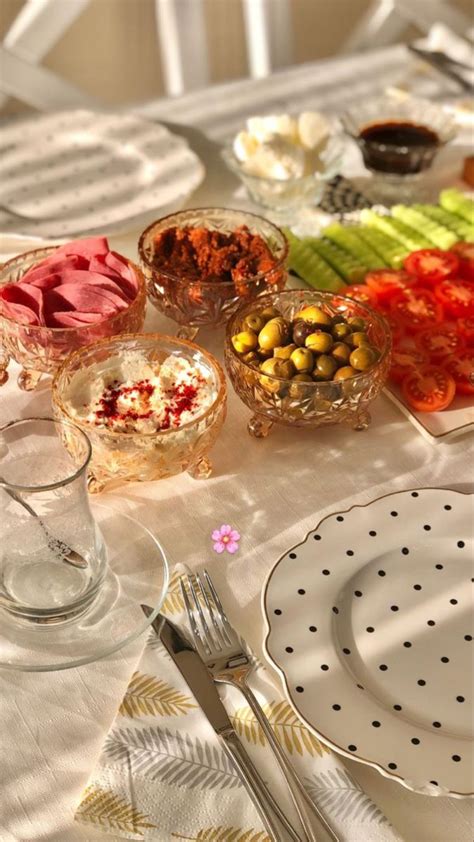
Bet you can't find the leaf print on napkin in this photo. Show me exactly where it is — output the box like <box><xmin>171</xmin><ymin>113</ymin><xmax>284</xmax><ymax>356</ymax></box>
<box><xmin>161</xmin><ymin>570</ymin><xmax>185</xmax><ymax>615</ymax></box>
<box><xmin>104</xmin><ymin>725</ymin><xmax>243</xmax><ymax>791</ymax></box>
<box><xmin>172</xmin><ymin>827</ymin><xmax>271</xmax><ymax>841</ymax></box>
<box><xmin>76</xmin><ymin>785</ymin><xmax>156</xmax><ymax>835</ymax></box>
<box><xmin>305</xmin><ymin>768</ymin><xmax>389</xmax><ymax>824</ymax></box>
<box><xmin>119</xmin><ymin>672</ymin><xmax>197</xmax><ymax>718</ymax></box>
<box><xmin>231</xmin><ymin>701</ymin><xmax>330</xmax><ymax>757</ymax></box>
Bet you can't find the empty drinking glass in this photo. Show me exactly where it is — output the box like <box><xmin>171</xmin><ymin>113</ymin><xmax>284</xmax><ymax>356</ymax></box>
<box><xmin>0</xmin><ymin>417</ymin><xmax>107</xmax><ymax>624</ymax></box>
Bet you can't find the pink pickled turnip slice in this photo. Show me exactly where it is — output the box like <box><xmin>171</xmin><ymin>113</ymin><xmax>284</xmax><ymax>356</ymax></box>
<box><xmin>55</xmin><ymin>237</ymin><xmax>109</xmax><ymax>259</ymax></box>
<box><xmin>1</xmin><ymin>282</ymin><xmax>44</xmax><ymax>322</ymax></box>
<box><xmin>24</xmin><ymin>273</ymin><xmax>61</xmax><ymax>292</ymax></box>
<box><xmin>0</xmin><ymin>299</ymin><xmax>40</xmax><ymax>325</ymax></box>
<box><xmin>48</xmin><ymin>311</ymin><xmax>105</xmax><ymax>327</ymax></box>
<box><xmin>106</xmin><ymin>251</ymin><xmax>138</xmax><ymax>291</ymax></box>
<box><xmin>43</xmin><ymin>285</ymin><xmax>127</xmax><ymax>325</ymax></box>
<box><xmin>23</xmin><ymin>254</ymin><xmax>88</xmax><ymax>284</ymax></box>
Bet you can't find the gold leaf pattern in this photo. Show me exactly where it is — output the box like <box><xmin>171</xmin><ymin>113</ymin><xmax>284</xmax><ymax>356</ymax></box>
<box><xmin>76</xmin><ymin>785</ymin><xmax>156</xmax><ymax>836</ymax></box>
<box><xmin>231</xmin><ymin>700</ymin><xmax>330</xmax><ymax>757</ymax></box>
<box><xmin>119</xmin><ymin>671</ymin><xmax>197</xmax><ymax>718</ymax></box>
<box><xmin>162</xmin><ymin>570</ymin><xmax>185</xmax><ymax>615</ymax></box>
<box><xmin>172</xmin><ymin>827</ymin><xmax>271</xmax><ymax>841</ymax></box>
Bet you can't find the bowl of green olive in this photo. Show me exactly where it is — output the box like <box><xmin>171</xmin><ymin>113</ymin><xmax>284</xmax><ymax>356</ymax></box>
<box><xmin>225</xmin><ymin>289</ymin><xmax>391</xmax><ymax>437</ymax></box>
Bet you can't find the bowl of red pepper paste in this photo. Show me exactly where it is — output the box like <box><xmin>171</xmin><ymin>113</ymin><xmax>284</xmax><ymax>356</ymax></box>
<box><xmin>138</xmin><ymin>207</ymin><xmax>288</xmax><ymax>340</ymax></box>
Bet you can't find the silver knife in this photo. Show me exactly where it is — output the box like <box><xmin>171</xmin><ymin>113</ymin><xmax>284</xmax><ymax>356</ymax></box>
<box><xmin>142</xmin><ymin>606</ymin><xmax>303</xmax><ymax>842</ymax></box>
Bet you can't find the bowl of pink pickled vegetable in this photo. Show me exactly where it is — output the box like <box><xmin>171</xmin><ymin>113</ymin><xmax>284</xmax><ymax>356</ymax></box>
<box><xmin>0</xmin><ymin>237</ymin><xmax>146</xmax><ymax>391</ymax></box>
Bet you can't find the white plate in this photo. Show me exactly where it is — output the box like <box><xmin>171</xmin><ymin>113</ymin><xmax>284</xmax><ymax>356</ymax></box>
<box><xmin>263</xmin><ymin>488</ymin><xmax>474</xmax><ymax>797</ymax></box>
<box><xmin>0</xmin><ymin>110</ymin><xmax>204</xmax><ymax>237</ymax></box>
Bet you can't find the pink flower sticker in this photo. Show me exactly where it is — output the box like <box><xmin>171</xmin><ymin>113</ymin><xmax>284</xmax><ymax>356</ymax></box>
<box><xmin>212</xmin><ymin>524</ymin><xmax>240</xmax><ymax>554</ymax></box>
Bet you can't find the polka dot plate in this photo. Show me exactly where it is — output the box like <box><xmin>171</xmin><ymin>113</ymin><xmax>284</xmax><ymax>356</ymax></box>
<box><xmin>263</xmin><ymin>488</ymin><xmax>474</xmax><ymax>797</ymax></box>
<box><xmin>0</xmin><ymin>110</ymin><xmax>204</xmax><ymax>238</ymax></box>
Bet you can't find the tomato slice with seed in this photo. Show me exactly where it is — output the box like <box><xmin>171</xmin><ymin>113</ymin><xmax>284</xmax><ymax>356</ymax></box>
<box><xmin>390</xmin><ymin>342</ymin><xmax>428</xmax><ymax>384</ymax></box>
<box><xmin>434</xmin><ymin>279</ymin><xmax>474</xmax><ymax>318</ymax></box>
<box><xmin>339</xmin><ymin>284</ymin><xmax>377</xmax><ymax>305</ymax></box>
<box><xmin>390</xmin><ymin>288</ymin><xmax>443</xmax><ymax>332</ymax></box>
<box><xmin>402</xmin><ymin>365</ymin><xmax>456</xmax><ymax>412</ymax></box>
<box><xmin>365</xmin><ymin>269</ymin><xmax>416</xmax><ymax>303</ymax></box>
<box><xmin>444</xmin><ymin>351</ymin><xmax>474</xmax><ymax>396</ymax></box>
<box><xmin>450</xmin><ymin>243</ymin><xmax>474</xmax><ymax>283</ymax></box>
<box><xmin>415</xmin><ymin>324</ymin><xmax>465</xmax><ymax>362</ymax></box>
<box><xmin>403</xmin><ymin>249</ymin><xmax>459</xmax><ymax>284</ymax></box>
<box><xmin>458</xmin><ymin>317</ymin><xmax>474</xmax><ymax>346</ymax></box>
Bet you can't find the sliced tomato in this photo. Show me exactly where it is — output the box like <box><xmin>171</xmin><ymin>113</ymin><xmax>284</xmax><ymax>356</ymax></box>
<box><xmin>415</xmin><ymin>324</ymin><xmax>465</xmax><ymax>362</ymax></box>
<box><xmin>444</xmin><ymin>350</ymin><xmax>474</xmax><ymax>396</ymax></box>
<box><xmin>383</xmin><ymin>311</ymin><xmax>405</xmax><ymax>344</ymax></box>
<box><xmin>390</xmin><ymin>341</ymin><xmax>428</xmax><ymax>384</ymax></box>
<box><xmin>390</xmin><ymin>288</ymin><xmax>443</xmax><ymax>332</ymax></box>
<box><xmin>339</xmin><ymin>284</ymin><xmax>377</xmax><ymax>305</ymax></box>
<box><xmin>434</xmin><ymin>279</ymin><xmax>474</xmax><ymax>318</ymax></box>
<box><xmin>403</xmin><ymin>249</ymin><xmax>459</xmax><ymax>284</ymax></box>
<box><xmin>365</xmin><ymin>269</ymin><xmax>416</xmax><ymax>303</ymax></box>
<box><xmin>450</xmin><ymin>243</ymin><xmax>474</xmax><ymax>283</ymax></box>
<box><xmin>458</xmin><ymin>317</ymin><xmax>474</xmax><ymax>346</ymax></box>
<box><xmin>401</xmin><ymin>365</ymin><xmax>456</xmax><ymax>412</ymax></box>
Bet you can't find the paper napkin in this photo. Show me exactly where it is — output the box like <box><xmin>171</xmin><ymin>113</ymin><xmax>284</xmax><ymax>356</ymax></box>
<box><xmin>75</xmin><ymin>567</ymin><xmax>403</xmax><ymax>842</ymax></box>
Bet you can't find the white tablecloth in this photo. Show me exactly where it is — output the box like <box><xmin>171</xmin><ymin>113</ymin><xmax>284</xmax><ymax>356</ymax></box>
<box><xmin>1</xmin><ymin>43</ymin><xmax>474</xmax><ymax>842</ymax></box>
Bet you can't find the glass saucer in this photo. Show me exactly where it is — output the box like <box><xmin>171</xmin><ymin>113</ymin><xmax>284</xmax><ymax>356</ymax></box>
<box><xmin>0</xmin><ymin>504</ymin><xmax>169</xmax><ymax>671</ymax></box>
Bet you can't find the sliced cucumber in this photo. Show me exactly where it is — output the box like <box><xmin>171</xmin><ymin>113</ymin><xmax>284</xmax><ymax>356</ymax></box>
<box><xmin>412</xmin><ymin>204</ymin><xmax>474</xmax><ymax>243</ymax></box>
<box><xmin>284</xmin><ymin>229</ymin><xmax>343</xmax><ymax>291</ymax></box>
<box><xmin>306</xmin><ymin>236</ymin><xmax>367</xmax><ymax>282</ymax></box>
<box><xmin>360</xmin><ymin>209</ymin><xmax>433</xmax><ymax>251</ymax></box>
<box><xmin>439</xmin><ymin>188</ymin><xmax>474</xmax><ymax>224</ymax></box>
<box><xmin>391</xmin><ymin>205</ymin><xmax>457</xmax><ymax>249</ymax></box>
<box><xmin>323</xmin><ymin>222</ymin><xmax>385</xmax><ymax>269</ymax></box>
<box><xmin>351</xmin><ymin>226</ymin><xmax>408</xmax><ymax>269</ymax></box>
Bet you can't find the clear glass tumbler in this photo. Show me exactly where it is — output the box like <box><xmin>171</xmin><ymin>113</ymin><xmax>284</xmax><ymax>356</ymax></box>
<box><xmin>0</xmin><ymin>417</ymin><xmax>107</xmax><ymax>624</ymax></box>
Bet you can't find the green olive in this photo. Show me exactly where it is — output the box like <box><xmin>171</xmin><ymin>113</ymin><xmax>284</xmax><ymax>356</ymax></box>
<box><xmin>305</xmin><ymin>331</ymin><xmax>333</xmax><ymax>354</ymax></box>
<box><xmin>348</xmin><ymin>316</ymin><xmax>366</xmax><ymax>331</ymax></box>
<box><xmin>260</xmin><ymin>358</ymin><xmax>294</xmax><ymax>378</ymax></box>
<box><xmin>232</xmin><ymin>330</ymin><xmax>258</xmax><ymax>354</ymax></box>
<box><xmin>274</xmin><ymin>343</ymin><xmax>297</xmax><ymax>360</ymax></box>
<box><xmin>243</xmin><ymin>313</ymin><xmax>266</xmax><ymax>333</ymax></box>
<box><xmin>331</xmin><ymin>342</ymin><xmax>351</xmax><ymax>364</ymax></box>
<box><xmin>258</xmin><ymin>317</ymin><xmax>291</xmax><ymax>351</ymax></box>
<box><xmin>242</xmin><ymin>351</ymin><xmax>260</xmax><ymax>366</ymax></box>
<box><xmin>332</xmin><ymin>322</ymin><xmax>352</xmax><ymax>341</ymax></box>
<box><xmin>349</xmin><ymin>346</ymin><xmax>378</xmax><ymax>371</ymax></box>
<box><xmin>334</xmin><ymin>365</ymin><xmax>357</xmax><ymax>381</ymax></box>
<box><xmin>290</xmin><ymin>347</ymin><xmax>314</xmax><ymax>373</ymax></box>
<box><xmin>260</xmin><ymin>305</ymin><xmax>282</xmax><ymax>322</ymax></box>
<box><xmin>296</xmin><ymin>305</ymin><xmax>332</xmax><ymax>327</ymax></box>
<box><xmin>346</xmin><ymin>331</ymin><xmax>370</xmax><ymax>348</ymax></box>
<box><xmin>313</xmin><ymin>354</ymin><xmax>339</xmax><ymax>381</ymax></box>
<box><xmin>289</xmin><ymin>373</ymin><xmax>313</xmax><ymax>399</ymax></box>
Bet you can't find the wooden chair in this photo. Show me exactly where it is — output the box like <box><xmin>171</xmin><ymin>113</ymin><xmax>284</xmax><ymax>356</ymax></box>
<box><xmin>0</xmin><ymin>0</ymin><xmax>293</xmax><ymax>110</ymax></box>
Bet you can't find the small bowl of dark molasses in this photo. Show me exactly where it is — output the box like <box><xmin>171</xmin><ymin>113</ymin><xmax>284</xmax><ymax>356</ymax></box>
<box><xmin>341</xmin><ymin>97</ymin><xmax>457</xmax><ymax>198</ymax></box>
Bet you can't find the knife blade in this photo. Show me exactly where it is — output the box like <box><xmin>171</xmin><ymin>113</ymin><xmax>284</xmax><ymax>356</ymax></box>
<box><xmin>142</xmin><ymin>606</ymin><xmax>303</xmax><ymax>842</ymax></box>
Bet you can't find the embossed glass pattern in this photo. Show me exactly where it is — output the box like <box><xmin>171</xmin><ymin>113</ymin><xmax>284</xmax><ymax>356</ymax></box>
<box><xmin>0</xmin><ymin>247</ymin><xmax>147</xmax><ymax>391</ymax></box>
<box><xmin>225</xmin><ymin>290</ymin><xmax>391</xmax><ymax>438</ymax></box>
<box><xmin>52</xmin><ymin>333</ymin><xmax>227</xmax><ymax>492</ymax></box>
<box><xmin>138</xmin><ymin>208</ymin><xmax>288</xmax><ymax>339</ymax></box>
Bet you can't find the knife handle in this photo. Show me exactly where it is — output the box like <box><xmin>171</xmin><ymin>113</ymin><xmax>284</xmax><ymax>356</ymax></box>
<box><xmin>220</xmin><ymin>728</ymin><xmax>302</xmax><ymax>842</ymax></box>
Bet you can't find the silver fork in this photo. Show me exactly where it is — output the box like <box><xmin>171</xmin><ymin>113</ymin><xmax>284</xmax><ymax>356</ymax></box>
<box><xmin>181</xmin><ymin>570</ymin><xmax>339</xmax><ymax>842</ymax></box>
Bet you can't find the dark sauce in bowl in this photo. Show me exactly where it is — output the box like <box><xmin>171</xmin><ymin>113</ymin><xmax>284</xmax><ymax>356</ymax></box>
<box><xmin>358</xmin><ymin>121</ymin><xmax>441</xmax><ymax>175</ymax></box>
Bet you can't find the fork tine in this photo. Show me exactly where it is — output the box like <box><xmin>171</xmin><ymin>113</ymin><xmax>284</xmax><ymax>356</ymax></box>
<box><xmin>203</xmin><ymin>569</ymin><xmax>237</xmax><ymax>647</ymax></box>
<box><xmin>188</xmin><ymin>574</ymin><xmax>222</xmax><ymax>654</ymax></box>
<box><xmin>195</xmin><ymin>571</ymin><xmax>229</xmax><ymax>649</ymax></box>
<box><xmin>180</xmin><ymin>577</ymin><xmax>211</xmax><ymax>657</ymax></box>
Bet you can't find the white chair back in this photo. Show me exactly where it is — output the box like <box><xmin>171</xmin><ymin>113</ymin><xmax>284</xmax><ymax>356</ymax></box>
<box><xmin>0</xmin><ymin>0</ymin><xmax>293</xmax><ymax>110</ymax></box>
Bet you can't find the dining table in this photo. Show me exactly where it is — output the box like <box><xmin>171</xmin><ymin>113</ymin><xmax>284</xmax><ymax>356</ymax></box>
<box><xmin>0</xmin><ymin>40</ymin><xmax>473</xmax><ymax>842</ymax></box>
